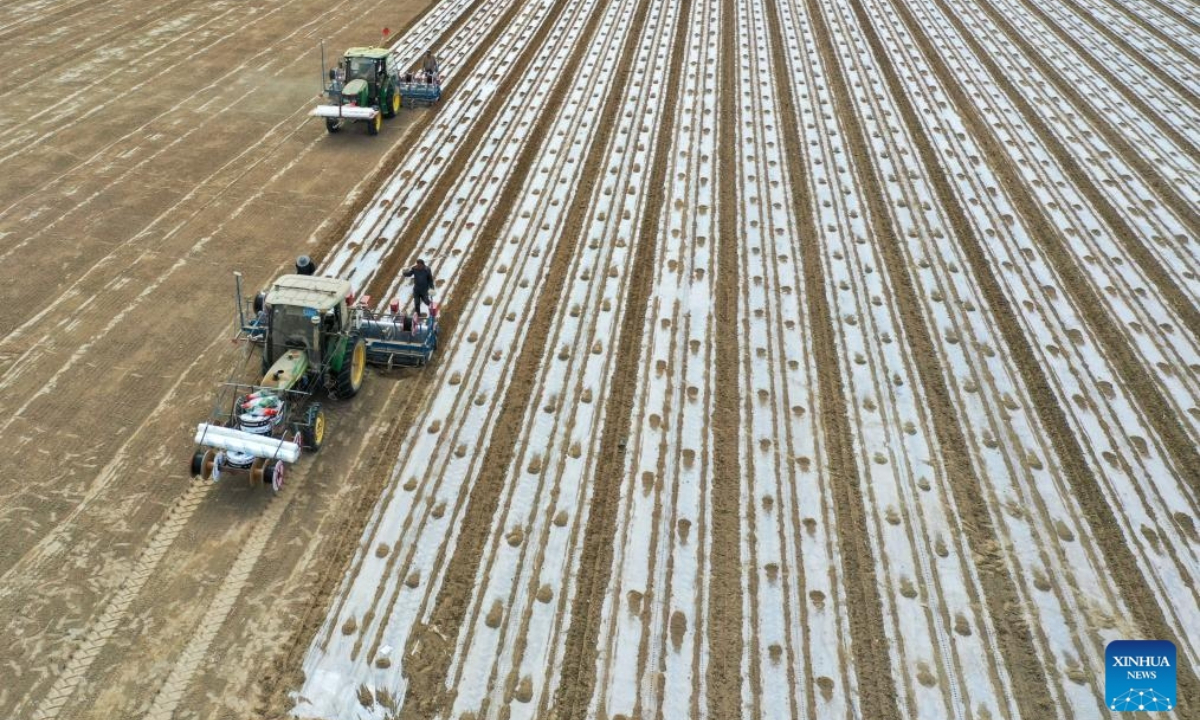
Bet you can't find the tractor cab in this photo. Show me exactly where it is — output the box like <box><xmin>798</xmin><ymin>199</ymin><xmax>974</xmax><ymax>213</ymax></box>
<box><xmin>258</xmin><ymin>275</ymin><xmax>366</xmax><ymax>398</ymax></box>
<box><xmin>344</xmin><ymin>54</ymin><xmax>382</xmax><ymax>84</ymax></box>
<box><xmin>336</xmin><ymin>47</ymin><xmax>395</xmax><ymax>104</ymax></box>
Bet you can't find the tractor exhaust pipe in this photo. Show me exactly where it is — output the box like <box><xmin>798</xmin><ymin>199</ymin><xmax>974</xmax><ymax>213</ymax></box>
<box><xmin>295</xmin><ymin>255</ymin><xmax>317</xmax><ymax>276</ymax></box>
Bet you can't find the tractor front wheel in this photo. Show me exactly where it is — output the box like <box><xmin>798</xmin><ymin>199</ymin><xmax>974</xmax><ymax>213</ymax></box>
<box><xmin>367</xmin><ymin>112</ymin><xmax>381</xmax><ymax>136</ymax></box>
<box><xmin>301</xmin><ymin>405</ymin><xmax>326</xmax><ymax>451</ymax></box>
<box><xmin>334</xmin><ymin>337</ymin><xmax>366</xmax><ymax>398</ymax></box>
<box><xmin>325</xmin><ymin>117</ymin><xmax>340</xmax><ymax>134</ymax></box>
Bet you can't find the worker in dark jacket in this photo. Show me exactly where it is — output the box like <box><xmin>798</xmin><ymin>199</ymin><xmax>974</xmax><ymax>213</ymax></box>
<box><xmin>403</xmin><ymin>259</ymin><xmax>436</xmax><ymax>315</ymax></box>
<box><xmin>421</xmin><ymin>50</ymin><xmax>439</xmax><ymax>83</ymax></box>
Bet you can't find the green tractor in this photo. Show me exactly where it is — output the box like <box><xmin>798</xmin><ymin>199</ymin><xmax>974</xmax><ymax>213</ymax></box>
<box><xmin>190</xmin><ymin>261</ymin><xmax>368</xmax><ymax>490</ymax></box>
<box><xmin>310</xmin><ymin>47</ymin><xmax>401</xmax><ymax>135</ymax></box>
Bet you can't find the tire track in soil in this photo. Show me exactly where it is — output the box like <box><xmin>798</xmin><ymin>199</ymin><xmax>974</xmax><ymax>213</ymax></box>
<box><xmin>393</xmin><ymin>0</ymin><xmax>668</xmax><ymax>715</ymax></box>
<box><xmin>546</xmin><ymin>0</ymin><xmax>691</xmax><ymax>716</ymax></box>
<box><xmin>869</xmin><ymin>0</ymin><xmax>1200</xmax><ymax>703</ymax></box>
<box><xmin>27</xmin><ymin>479</ymin><xmax>213</xmax><ymax>720</ymax></box>
<box><xmin>959</xmin><ymin>0</ymin><xmax>1200</xmax><ymax>333</ymax></box>
<box><xmin>802</xmin><ymin>0</ymin><xmax>1057</xmax><ymax>716</ymax></box>
<box><xmin>707</xmin><ymin>4</ymin><xmax>745</xmax><ymax>716</ymax></box>
<box><xmin>904</xmin><ymin>0</ymin><xmax>1200</xmax><ymax>487</ymax></box>
<box><xmin>1002</xmin><ymin>0</ymin><xmax>1199</xmax><ymax>164</ymax></box>
<box><xmin>137</xmin><ymin>393</ymin><xmax>414</xmax><ymax>720</ymax></box>
<box><xmin>0</xmin><ymin>325</ymin><xmax>247</xmax><ymax>594</ymax></box>
<box><xmin>1062</xmin><ymin>0</ymin><xmax>1200</xmax><ymax>111</ymax></box>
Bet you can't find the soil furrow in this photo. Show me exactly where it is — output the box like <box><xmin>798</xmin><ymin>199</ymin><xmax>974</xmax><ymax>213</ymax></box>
<box><xmin>1002</xmin><ymin>0</ymin><xmax>1199</xmax><ymax>163</ymax></box>
<box><xmin>771</xmin><ymin>0</ymin><xmax>903</xmax><ymax>717</ymax></box>
<box><xmin>1083</xmin><ymin>0</ymin><xmax>1200</xmax><ymax>67</ymax></box>
<box><xmin>906</xmin><ymin>0</ymin><xmax>1200</xmax><ymax>483</ymax></box>
<box><xmin>808</xmin><ymin>0</ymin><xmax>1060</xmax><ymax>715</ymax></box>
<box><xmin>865</xmin><ymin>0</ymin><xmax>1200</xmax><ymax>703</ymax></box>
<box><xmin>545</xmin><ymin>0</ymin><xmax>692</xmax><ymax>713</ymax></box>
<box><xmin>260</xmin><ymin>371</ymin><xmax>433</xmax><ymax>716</ymax></box>
<box><xmin>956</xmin><ymin>0</ymin><xmax>1200</xmax><ymax>328</ymax></box>
<box><xmin>707</xmin><ymin>1</ymin><xmax>745</xmax><ymax>716</ymax></box>
<box><xmin>389</xmin><ymin>0</ymin><xmax>661</xmax><ymax>715</ymax></box>
<box><xmin>1062</xmin><ymin>0</ymin><xmax>1200</xmax><ymax>110</ymax></box>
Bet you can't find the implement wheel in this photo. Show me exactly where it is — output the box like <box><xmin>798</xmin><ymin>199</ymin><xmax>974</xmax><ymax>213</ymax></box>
<box><xmin>191</xmin><ymin>449</ymin><xmax>216</xmax><ymax>480</ymax></box>
<box><xmin>334</xmin><ymin>338</ymin><xmax>366</xmax><ymax>398</ymax></box>
<box><xmin>267</xmin><ymin>460</ymin><xmax>286</xmax><ymax>493</ymax></box>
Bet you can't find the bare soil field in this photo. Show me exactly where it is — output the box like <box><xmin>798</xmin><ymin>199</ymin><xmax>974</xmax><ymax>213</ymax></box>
<box><xmin>1</xmin><ymin>0</ymin><xmax>1196</xmax><ymax>718</ymax></box>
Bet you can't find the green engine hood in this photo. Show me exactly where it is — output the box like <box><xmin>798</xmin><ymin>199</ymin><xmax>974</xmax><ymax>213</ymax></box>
<box><xmin>341</xmin><ymin>78</ymin><xmax>368</xmax><ymax>99</ymax></box>
<box><xmin>262</xmin><ymin>349</ymin><xmax>309</xmax><ymax>390</ymax></box>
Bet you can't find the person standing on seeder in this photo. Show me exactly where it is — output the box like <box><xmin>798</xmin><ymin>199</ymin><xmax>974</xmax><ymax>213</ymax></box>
<box><xmin>421</xmin><ymin>49</ymin><xmax>440</xmax><ymax>84</ymax></box>
<box><xmin>403</xmin><ymin>258</ymin><xmax>437</xmax><ymax>316</ymax></box>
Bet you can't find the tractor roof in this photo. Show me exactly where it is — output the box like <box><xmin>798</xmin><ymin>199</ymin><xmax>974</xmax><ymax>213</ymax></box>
<box><xmin>343</xmin><ymin>47</ymin><xmax>391</xmax><ymax>60</ymax></box>
<box><xmin>266</xmin><ymin>275</ymin><xmax>352</xmax><ymax>312</ymax></box>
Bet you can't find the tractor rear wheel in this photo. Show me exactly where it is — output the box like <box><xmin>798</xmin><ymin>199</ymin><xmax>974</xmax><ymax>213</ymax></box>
<box><xmin>301</xmin><ymin>405</ymin><xmax>326</xmax><ymax>451</ymax></box>
<box><xmin>334</xmin><ymin>337</ymin><xmax>366</xmax><ymax>398</ymax></box>
<box><xmin>384</xmin><ymin>90</ymin><xmax>399</xmax><ymax>118</ymax></box>
<box><xmin>325</xmin><ymin>117</ymin><xmax>340</xmax><ymax>134</ymax></box>
<box><xmin>367</xmin><ymin>112</ymin><xmax>381</xmax><ymax>136</ymax></box>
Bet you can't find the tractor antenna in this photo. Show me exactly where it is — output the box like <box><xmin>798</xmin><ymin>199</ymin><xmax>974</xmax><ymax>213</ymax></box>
<box><xmin>319</xmin><ymin>39</ymin><xmax>326</xmax><ymax>94</ymax></box>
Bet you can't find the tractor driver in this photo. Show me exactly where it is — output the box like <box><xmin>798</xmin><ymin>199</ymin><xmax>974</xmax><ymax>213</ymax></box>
<box><xmin>403</xmin><ymin>259</ymin><xmax>436</xmax><ymax>316</ymax></box>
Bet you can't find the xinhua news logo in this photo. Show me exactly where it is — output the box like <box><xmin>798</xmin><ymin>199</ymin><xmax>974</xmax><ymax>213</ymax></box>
<box><xmin>1106</xmin><ymin>640</ymin><xmax>1176</xmax><ymax>712</ymax></box>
